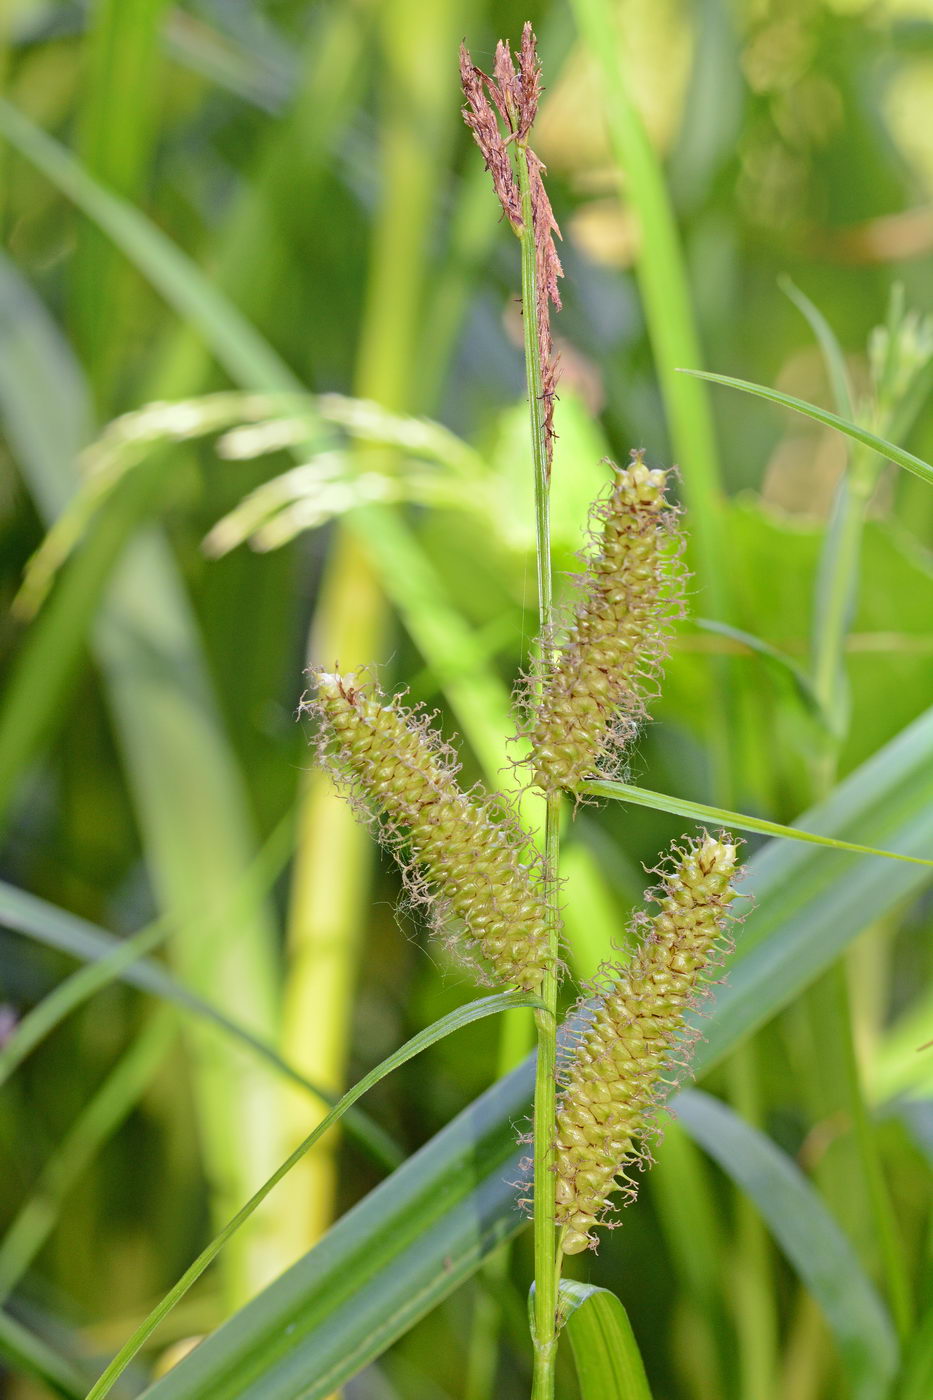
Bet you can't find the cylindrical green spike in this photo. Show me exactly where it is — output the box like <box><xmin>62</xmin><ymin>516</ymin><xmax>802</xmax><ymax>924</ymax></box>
<box><xmin>529</xmin><ymin>455</ymin><xmax>684</xmax><ymax>793</ymax></box>
<box><xmin>554</xmin><ymin>834</ymin><xmax>738</xmax><ymax>1253</ymax></box>
<box><xmin>310</xmin><ymin>671</ymin><xmax>552</xmax><ymax>993</ymax></box>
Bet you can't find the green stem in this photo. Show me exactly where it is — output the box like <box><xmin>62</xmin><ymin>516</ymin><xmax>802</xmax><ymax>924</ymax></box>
<box><xmin>516</xmin><ymin>138</ymin><xmax>562</xmax><ymax>1400</ymax></box>
<box><xmin>532</xmin><ymin>794</ymin><xmax>562</xmax><ymax>1399</ymax></box>
<box><xmin>811</xmin><ymin>448</ymin><xmax>878</xmax><ymax>756</ymax></box>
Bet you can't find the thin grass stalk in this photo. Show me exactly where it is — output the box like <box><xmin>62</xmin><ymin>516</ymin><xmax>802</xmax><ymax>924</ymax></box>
<box><xmin>0</xmin><ymin>1009</ymin><xmax>176</xmax><ymax>1301</ymax></box>
<box><xmin>281</xmin><ymin>0</ymin><xmax>464</xmax><ymax>1261</ymax></box>
<box><xmin>72</xmin><ymin>0</ymin><xmax>172</xmax><ymax>407</ymax></box>
<box><xmin>515</xmin><ymin>136</ymin><xmax>561</xmax><ymax>1400</ymax></box>
<box><xmin>808</xmin><ymin>372</ymin><xmax>914</xmax><ymax>1337</ymax></box>
<box><xmin>726</xmin><ymin>1048</ymin><xmax>779</xmax><ymax>1400</ymax></box>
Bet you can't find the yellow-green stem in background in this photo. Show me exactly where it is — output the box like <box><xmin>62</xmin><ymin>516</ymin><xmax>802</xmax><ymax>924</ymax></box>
<box><xmin>516</xmin><ymin>139</ymin><xmax>562</xmax><ymax>1400</ymax></box>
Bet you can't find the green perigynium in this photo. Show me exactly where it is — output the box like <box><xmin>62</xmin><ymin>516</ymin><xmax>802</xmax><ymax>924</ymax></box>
<box><xmin>528</xmin><ymin>453</ymin><xmax>684</xmax><ymax>794</ymax></box>
<box><xmin>310</xmin><ymin>671</ymin><xmax>552</xmax><ymax>993</ymax></box>
<box><xmin>554</xmin><ymin>833</ymin><xmax>739</xmax><ymax>1254</ymax></box>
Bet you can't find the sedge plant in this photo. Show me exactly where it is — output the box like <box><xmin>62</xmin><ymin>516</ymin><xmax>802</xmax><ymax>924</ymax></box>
<box><xmin>307</xmin><ymin>27</ymin><xmax>741</xmax><ymax>1398</ymax></box>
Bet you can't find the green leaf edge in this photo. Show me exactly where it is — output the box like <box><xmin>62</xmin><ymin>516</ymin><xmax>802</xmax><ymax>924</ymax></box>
<box><xmin>0</xmin><ymin>1308</ymin><xmax>88</xmax><ymax>1400</ymax></box>
<box><xmin>558</xmin><ymin>1281</ymin><xmax>653</xmax><ymax>1400</ymax></box>
<box><xmin>84</xmin><ymin>989</ymin><xmax>543</xmax><ymax>1400</ymax></box>
<box><xmin>580</xmin><ymin>780</ymin><xmax>933</xmax><ymax>868</ymax></box>
<box><xmin>0</xmin><ymin>878</ymin><xmax>402</xmax><ymax>1173</ymax></box>
<box><xmin>677</xmin><ymin>1090</ymin><xmax>898</xmax><ymax>1397</ymax></box>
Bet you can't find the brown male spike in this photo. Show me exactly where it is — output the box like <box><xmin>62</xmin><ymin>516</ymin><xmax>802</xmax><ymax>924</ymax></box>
<box><xmin>459</xmin><ymin>23</ymin><xmax>562</xmax><ymax>472</ymax></box>
<box><xmin>309</xmin><ymin>670</ymin><xmax>553</xmax><ymax>994</ymax></box>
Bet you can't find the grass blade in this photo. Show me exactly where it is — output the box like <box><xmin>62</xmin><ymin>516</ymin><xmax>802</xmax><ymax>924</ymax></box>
<box><xmin>676</xmin><ymin>1089</ymin><xmax>898</xmax><ymax>1400</ymax></box>
<box><xmin>70</xmin><ymin>0</ymin><xmax>173</xmax><ymax>399</ymax></box>
<box><xmin>0</xmin><ymin>1310</ymin><xmax>87</xmax><ymax>1400</ymax></box>
<box><xmin>557</xmin><ymin>1281</ymin><xmax>653</xmax><ymax>1400</ymax></box>
<box><xmin>693</xmin><ymin>617</ymin><xmax>825</xmax><ymax>718</ymax></box>
<box><xmin>695</xmin><ymin>703</ymin><xmax>933</xmax><ymax>1073</ymax></box>
<box><xmin>894</xmin><ymin>1296</ymin><xmax>933</xmax><ymax>1400</ymax></box>
<box><xmin>0</xmin><ymin>1012</ymin><xmax>176</xmax><ymax>1301</ymax></box>
<box><xmin>680</xmin><ymin>368</ymin><xmax>933</xmax><ymax>488</ymax></box>
<box><xmin>0</xmin><ymin>878</ymin><xmax>401</xmax><ymax>1173</ymax></box>
<box><xmin>580</xmin><ymin>779</ymin><xmax>933</xmax><ymax>868</ymax></box>
<box><xmin>779</xmin><ymin>276</ymin><xmax>855</xmax><ymax>420</ymax></box>
<box><xmin>85</xmin><ymin>991</ymin><xmax>542</xmax><ymax>1400</ymax></box>
<box><xmin>0</xmin><ymin>100</ymin><xmax>301</xmax><ymax>395</ymax></box>
<box><xmin>0</xmin><ymin>918</ymin><xmax>169</xmax><ymax>1089</ymax></box>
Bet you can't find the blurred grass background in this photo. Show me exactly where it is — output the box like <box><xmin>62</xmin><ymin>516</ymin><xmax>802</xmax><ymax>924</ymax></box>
<box><xmin>1</xmin><ymin>0</ymin><xmax>932</xmax><ymax>1397</ymax></box>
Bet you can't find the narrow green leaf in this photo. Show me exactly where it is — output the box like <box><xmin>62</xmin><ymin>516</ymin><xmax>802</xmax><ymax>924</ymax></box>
<box><xmin>0</xmin><ymin>1013</ymin><xmax>176</xmax><ymax>1301</ymax></box>
<box><xmin>0</xmin><ymin>918</ymin><xmax>168</xmax><ymax>1089</ymax></box>
<box><xmin>71</xmin><ymin>0</ymin><xmax>173</xmax><ymax>397</ymax></box>
<box><xmin>695</xmin><ymin>702</ymin><xmax>933</xmax><ymax>1072</ymax></box>
<box><xmin>0</xmin><ymin>808</ymin><xmax>289</xmax><ymax>1086</ymax></box>
<box><xmin>0</xmin><ymin>879</ymin><xmax>401</xmax><ymax>1173</ymax></box>
<box><xmin>0</xmin><ymin>1309</ymin><xmax>87</xmax><ymax>1400</ymax></box>
<box><xmin>894</xmin><ymin>1294</ymin><xmax>933</xmax><ymax>1400</ymax></box>
<box><xmin>676</xmin><ymin>1090</ymin><xmax>898</xmax><ymax>1400</ymax></box>
<box><xmin>86</xmin><ymin>991</ymin><xmax>542</xmax><ymax>1400</ymax></box>
<box><xmin>779</xmin><ymin>276</ymin><xmax>855</xmax><ymax>420</ymax></box>
<box><xmin>558</xmin><ymin>1281</ymin><xmax>653</xmax><ymax>1400</ymax></box>
<box><xmin>680</xmin><ymin>368</ymin><xmax>933</xmax><ymax>488</ymax></box>
<box><xmin>580</xmin><ymin>779</ymin><xmax>933</xmax><ymax>868</ymax></box>
<box><xmin>694</xmin><ymin>616</ymin><xmax>825</xmax><ymax>717</ymax></box>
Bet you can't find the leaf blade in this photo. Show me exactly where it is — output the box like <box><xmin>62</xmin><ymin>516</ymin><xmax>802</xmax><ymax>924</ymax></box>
<box><xmin>580</xmin><ymin>779</ymin><xmax>933</xmax><ymax>868</ymax></box>
<box><xmin>676</xmin><ymin>1090</ymin><xmax>898</xmax><ymax>1400</ymax></box>
<box><xmin>679</xmin><ymin>368</ymin><xmax>933</xmax><ymax>487</ymax></box>
<box><xmin>86</xmin><ymin>991</ymin><xmax>542</xmax><ymax>1400</ymax></box>
<box><xmin>558</xmin><ymin>1281</ymin><xmax>653</xmax><ymax>1400</ymax></box>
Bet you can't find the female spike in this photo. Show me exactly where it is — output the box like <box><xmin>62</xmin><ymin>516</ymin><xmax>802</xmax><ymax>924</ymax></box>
<box><xmin>310</xmin><ymin>671</ymin><xmax>552</xmax><ymax>994</ymax></box>
<box><xmin>554</xmin><ymin>833</ymin><xmax>739</xmax><ymax>1253</ymax></box>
